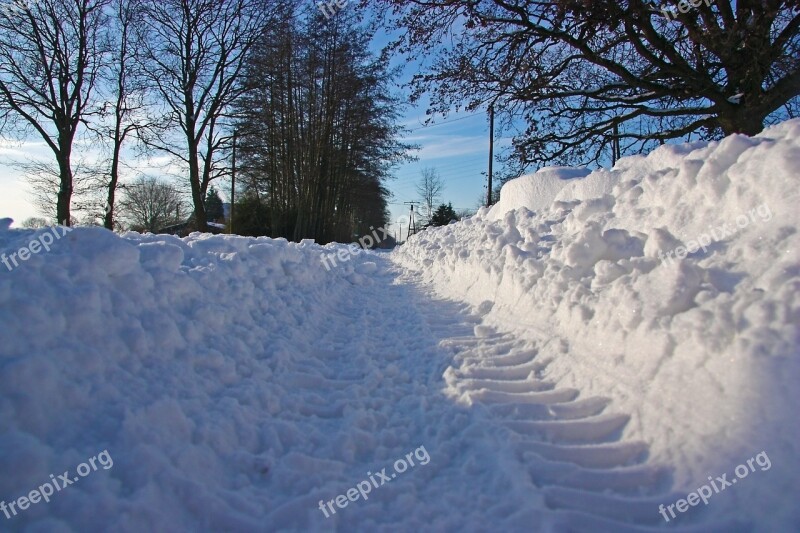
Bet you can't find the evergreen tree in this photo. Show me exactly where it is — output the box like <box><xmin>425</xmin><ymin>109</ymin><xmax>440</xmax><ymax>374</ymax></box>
<box><xmin>429</xmin><ymin>203</ymin><xmax>458</xmax><ymax>227</ymax></box>
<box><xmin>231</xmin><ymin>191</ymin><xmax>271</xmax><ymax>236</ymax></box>
<box><xmin>204</xmin><ymin>187</ymin><xmax>225</xmax><ymax>223</ymax></box>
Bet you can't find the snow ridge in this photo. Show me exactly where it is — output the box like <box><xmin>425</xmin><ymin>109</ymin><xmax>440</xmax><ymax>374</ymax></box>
<box><xmin>393</xmin><ymin>119</ymin><xmax>800</xmax><ymax>529</ymax></box>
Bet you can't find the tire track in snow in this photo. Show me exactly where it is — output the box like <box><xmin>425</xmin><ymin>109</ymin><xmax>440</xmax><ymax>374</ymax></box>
<box><xmin>280</xmin><ymin>253</ymin><xmax>747</xmax><ymax>531</ymax></box>
<box><xmin>387</xmin><ymin>256</ymin><xmax>750</xmax><ymax>532</ymax></box>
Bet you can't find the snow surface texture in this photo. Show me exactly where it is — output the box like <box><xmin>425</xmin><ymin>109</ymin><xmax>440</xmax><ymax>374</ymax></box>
<box><xmin>395</xmin><ymin>119</ymin><xmax>800</xmax><ymax>530</ymax></box>
<box><xmin>0</xmin><ymin>120</ymin><xmax>797</xmax><ymax>532</ymax></box>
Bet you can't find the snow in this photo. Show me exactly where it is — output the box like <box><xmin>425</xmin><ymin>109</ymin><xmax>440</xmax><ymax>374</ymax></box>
<box><xmin>728</xmin><ymin>93</ymin><xmax>744</xmax><ymax>104</ymax></box>
<box><xmin>486</xmin><ymin>166</ymin><xmax>613</xmax><ymax>221</ymax></box>
<box><xmin>0</xmin><ymin>119</ymin><xmax>798</xmax><ymax>531</ymax></box>
<box><xmin>395</xmin><ymin>119</ymin><xmax>800</xmax><ymax>529</ymax></box>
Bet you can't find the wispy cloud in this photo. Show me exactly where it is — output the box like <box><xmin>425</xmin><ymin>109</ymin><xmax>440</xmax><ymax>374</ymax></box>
<box><xmin>405</xmin><ymin>134</ymin><xmax>487</xmax><ymax>159</ymax></box>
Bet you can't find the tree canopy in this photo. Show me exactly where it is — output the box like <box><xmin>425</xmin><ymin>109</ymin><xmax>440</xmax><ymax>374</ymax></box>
<box><xmin>235</xmin><ymin>5</ymin><xmax>411</xmax><ymax>243</ymax></box>
<box><xmin>371</xmin><ymin>0</ymin><xmax>800</xmax><ymax>166</ymax></box>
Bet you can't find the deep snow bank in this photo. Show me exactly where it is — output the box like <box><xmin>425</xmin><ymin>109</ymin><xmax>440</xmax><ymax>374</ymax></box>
<box><xmin>0</xmin><ymin>228</ymin><xmax>382</xmax><ymax>530</ymax></box>
<box><xmin>393</xmin><ymin>120</ymin><xmax>800</xmax><ymax>529</ymax></box>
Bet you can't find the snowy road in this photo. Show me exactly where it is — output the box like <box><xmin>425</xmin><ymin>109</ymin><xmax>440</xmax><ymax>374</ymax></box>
<box><xmin>261</xmin><ymin>254</ymin><xmax>746</xmax><ymax>532</ymax></box>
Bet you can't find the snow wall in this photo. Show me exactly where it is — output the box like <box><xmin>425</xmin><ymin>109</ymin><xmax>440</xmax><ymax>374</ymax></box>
<box><xmin>394</xmin><ymin>119</ymin><xmax>800</xmax><ymax>529</ymax></box>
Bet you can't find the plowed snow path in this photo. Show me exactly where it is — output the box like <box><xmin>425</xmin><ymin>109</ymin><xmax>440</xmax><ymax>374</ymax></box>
<box><xmin>268</xmin><ymin>255</ymin><xmax>746</xmax><ymax>532</ymax></box>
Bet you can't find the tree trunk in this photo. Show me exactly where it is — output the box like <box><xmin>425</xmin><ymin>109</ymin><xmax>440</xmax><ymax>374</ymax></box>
<box><xmin>104</xmin><ymin>136</ymin><xmax>123</xmax><ymax>230</ymax></box>
<box><xmin>718</xmin><ymin>105</ymin><xmax>765</xmax><ymax>136</ymax></box>
<box><xmin>188</xmin><ymin>140</ymin><xmax>208</xmax><ymax>232</ymax></box>
<box><xmin>56</xmin><ymin>145</ymin><xmax>73</xmax><ymax>226</ymax></box>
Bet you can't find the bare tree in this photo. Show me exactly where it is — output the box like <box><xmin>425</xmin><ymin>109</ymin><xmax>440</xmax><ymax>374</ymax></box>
<box><xmin>455</xmin><ymin>207</ymin><xmax>474</xmax><ymax>220</ymax></box>
<box><xmin>117</xmin><ymin>175</ymin><xmax>184</xmax><ymax>232</ymax></box>
<box><xmin>98</xmin><ymin>0</ymin><xmax>149</xmax><ymax>230</ymax></box>
<box><xmin>18</xmin><ymin>157</ymin><xmax>92</xmax><ymax>222</ymax></box>
<box><xmin>416</xmin><ymin>167</ymin><xmax>444</xmax><ymax>222</ymax></box>
<box><xmin>0</xmin><ymin>0</ymin><xmax>110</xmax><ymax>224</ymax></box>
<box><xmin>375</xmin><ymin>0</ymin><xmax>800</xmax><ymax>166</ymax></box>
<box><xmin>136</xmin><ymin>0</ymin><xmax>271</xmax><ymax>232</ymax></box>
<box><xmin>235</xmin><ymin>5</ymin><xmax>411</xmax><ymax>243</ymax></box>
<box><xmin>21</xmin><ymin>217</ymin><xmax>49</xmax><ymax>228</ymax></box>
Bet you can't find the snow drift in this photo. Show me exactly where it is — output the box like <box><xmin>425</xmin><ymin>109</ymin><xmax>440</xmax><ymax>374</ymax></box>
<box><xmin>394</xmin><ymin>119</ymin><xmax>800</xmax><ymax>529</ymax></box>
<box><xmin>0</xmin><ymin>230</ymin><xmax>393</xmax><ymax>530</ymax></box>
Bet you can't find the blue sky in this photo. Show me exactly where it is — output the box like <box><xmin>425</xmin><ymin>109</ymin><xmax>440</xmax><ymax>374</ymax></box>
<box><xmin>0</xmin><ymin>142</ymin><xmax>36</xmax><ymax>223</ymax></box>
<box><xmin>385</xmin><ymin>109</ymin><xmax>504</xmax><ymax>242</ymax></box>
<box><xmin>370</xmin><ymin>14</ymin><xmax>508</xmax><ymax>241</ymax></box>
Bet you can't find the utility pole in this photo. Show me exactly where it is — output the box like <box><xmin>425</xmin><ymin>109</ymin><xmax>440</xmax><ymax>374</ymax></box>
<box><xmin>612</xmin><ymin>123</ymin><xmax>621</xmax><ymax>165</ymax></box>
<box><xmin>230</xmin><ymin>129</ymin><xmax>237</xmax><ymax>234</ymax></box>
<box><xmin>404</xmin><ymin>202</ymin><xmax>418</xmax><ymax>240</ymax></box>
<box><xmin>487</xmin><ymin>104</ymin><xmax>495</xmax><ymax>206</ymax></box>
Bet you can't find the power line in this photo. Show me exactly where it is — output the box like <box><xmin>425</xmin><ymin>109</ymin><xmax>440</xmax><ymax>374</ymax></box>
<box><xmin>393</xmin><ymin>161</ymin><xmax>486</xmax><ymax>177</ymax></box>
<box><xmin>392</xmin><ymin>154</ymin><xmax>488</xmax><ymax>173</ymax></box>
<box><xmin>404</xmin><ymin>112</ymin><xmax>483</xmax><ymax>133</ymax></box>
<box><xmin>391</xmin><ymin>172</ymin><xmax>485</xmax><ymax>193</ymax></box>
<box><xmin>391</xmin><ymin>165</ymin><xmax>486</xmax><ymax>184</ymax></box>
<box><xmin>386</xmin><ymin>202</ymin><xmax>473</xmax><ymax>211</ymax></box>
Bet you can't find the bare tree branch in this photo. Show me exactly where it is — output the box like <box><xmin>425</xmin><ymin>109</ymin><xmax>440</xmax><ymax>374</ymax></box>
<box><xmin>371</xmin><ymin>0</ymin><xmax>800</xmax><ymax>166</ymax></box>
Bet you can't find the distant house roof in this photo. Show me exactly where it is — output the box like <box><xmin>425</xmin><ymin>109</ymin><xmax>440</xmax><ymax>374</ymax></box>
<box><xmin>158</xmin><ymin>218</ymin><xmax>225</xmax><ymax>237</ymax></box>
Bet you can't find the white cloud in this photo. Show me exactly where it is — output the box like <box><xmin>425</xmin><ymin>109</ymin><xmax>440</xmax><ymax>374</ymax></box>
<box><xmin>0</xmin><ymin>168</ymin><xmax>38</xmax><ymax>223</ymax></box>
<box><xmin>406</xmin><ymin>134</ymin><xmax>487</xmax><ymax>159</ymax></box>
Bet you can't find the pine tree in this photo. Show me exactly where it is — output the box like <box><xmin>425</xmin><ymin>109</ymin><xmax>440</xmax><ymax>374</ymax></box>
<box><xmin>429</xmin><ymin>203</ymin><xmax>458</xmax><ymax>227</ymax></box>
<box><xmin>204</xmin><ymin>187</ymin><xmax>225</xmax><ymax>223</ymax></box>
<box><xmin>231</xmin><ymin>192</ymin><xmax>271</xmax><ymax>236</ymax></box>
